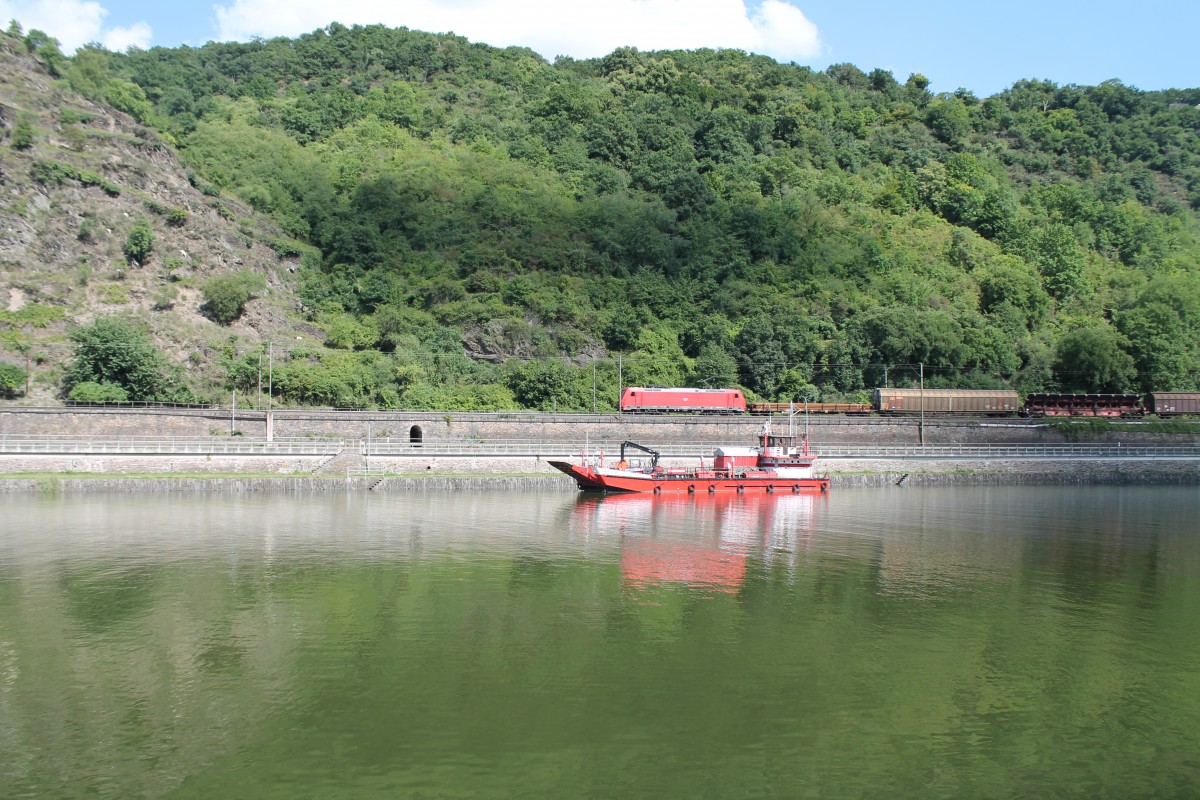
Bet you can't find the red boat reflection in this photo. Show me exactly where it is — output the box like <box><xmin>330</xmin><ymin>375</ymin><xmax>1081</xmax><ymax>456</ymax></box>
<box><xmin>571</xmin><ymin>491</ymin><xmax>826</xmax><ymax>592</ymax></box>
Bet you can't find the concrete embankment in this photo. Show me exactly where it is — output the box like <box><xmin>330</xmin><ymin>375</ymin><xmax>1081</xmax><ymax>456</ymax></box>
<box><xmin>823</xmin><ymin>458</ymin><xmax>1200</xmax><ymax>486</ymax></box>
<box><xmin>0</xmin><ymin>475</ymin><xmax>578</xmax><ymax>494</ymax></box>
<box><xmin>2</xmin><ymin>458</ymin><xmax>1197</xmax><ymax>493</ymax></box>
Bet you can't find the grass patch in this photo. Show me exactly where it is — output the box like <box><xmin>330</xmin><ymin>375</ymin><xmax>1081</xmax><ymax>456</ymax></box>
<box><xmin>1045</xmin><ymin>418</ymin><xmax>1116</xmax><ymax>441</ymax></box>
<box><xmin>0</xmin><ymin>303</ymin><xmax>65</xmax><ymax>327</ymax></box>
<box><xmin>1046</xmin><ymin>417</ymin><xmax>1200</xmax><ymax>440</ymax></box>
<box><xmin>1138</xmin><ymin>417</ymin><xmax>1200</xmax><ymax>434</ymax></box>
<box><xmin>29</xmin><ymin>159</ymin><xmax>120</xmax><ymax>196</ymax></box>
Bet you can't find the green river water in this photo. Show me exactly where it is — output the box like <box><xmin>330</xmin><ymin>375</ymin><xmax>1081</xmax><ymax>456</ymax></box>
<box><xmin>1</xmin><ymin>486</ymin><xmax>1198</xmax><ymax>799</ymax></box>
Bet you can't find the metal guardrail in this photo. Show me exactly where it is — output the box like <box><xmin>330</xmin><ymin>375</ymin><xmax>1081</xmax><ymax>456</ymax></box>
<box><xmin>0</xmin><ymin>436</ymin><xmax>344</xmax><ymax>455</ymax></box>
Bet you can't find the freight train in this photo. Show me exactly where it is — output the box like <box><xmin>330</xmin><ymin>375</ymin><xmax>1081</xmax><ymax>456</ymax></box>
<box><xmin>619</xmin><ymin>387</ymin><xmax>1200</xmax><ymax>418</ymax></box>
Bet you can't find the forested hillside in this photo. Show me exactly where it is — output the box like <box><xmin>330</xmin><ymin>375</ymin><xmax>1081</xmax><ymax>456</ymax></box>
<box><xmin>3</xmin><ymin>21</ymin><xmax>1200</xmax><ymax>410</ymax></box>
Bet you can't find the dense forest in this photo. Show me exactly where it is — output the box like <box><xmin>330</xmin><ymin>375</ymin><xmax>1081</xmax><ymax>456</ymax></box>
<box><xmin>4</xmin><ymin>21</ymin><xmax>1200</xmax><ymax>410</ymax></box>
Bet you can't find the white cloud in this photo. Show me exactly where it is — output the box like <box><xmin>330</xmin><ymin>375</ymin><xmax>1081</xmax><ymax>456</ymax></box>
<box><xmin>102</xmin><ymin>21</ymin><xmax>152</xmax><ymax>51</ymax></box>
<box><xmin>0</xmin><ymin>0</ymin><xmax>151</xmax><ymax>52</ymax></box>
<box><xmin>214</xmin><ymin>0</ymin><xmax>822</xmax><ymax>63</ymax></box>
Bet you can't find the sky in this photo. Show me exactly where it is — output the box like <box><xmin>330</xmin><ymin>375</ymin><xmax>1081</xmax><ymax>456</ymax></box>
<box><xmin>1</xmin><ymin>0</ymin><xmax>1197</xmax><ymax>97</ymax></box>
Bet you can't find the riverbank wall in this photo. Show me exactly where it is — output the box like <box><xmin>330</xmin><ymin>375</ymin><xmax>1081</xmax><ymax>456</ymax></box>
<box><xmin>2</xmin><ymin>457</ymin><xmax>1197</xmax><ymax>493</ymax></box>
<box><xmin>10</xmin><ymin>405</ymin><xmax>1194</xmax><ymax>446</ymax></box>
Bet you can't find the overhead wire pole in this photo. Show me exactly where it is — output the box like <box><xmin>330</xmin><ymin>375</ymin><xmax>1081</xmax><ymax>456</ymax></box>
<box><xmin>266</xmin><ymin>341</ymin><xmax>274</xmax><ymax>442</ymax></box>
<box><xmin>919</xmin><ymin>362</ymin><xmax>925</xmax><ymax>447</ymax></box>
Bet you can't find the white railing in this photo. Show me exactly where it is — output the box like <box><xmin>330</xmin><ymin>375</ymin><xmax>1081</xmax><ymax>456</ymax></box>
<box><xmin>0</xmin><ymin>435</ymin><xmax>344</xmax><ymax>455</ymax></box>
<box><xmin>813</xmin><ymin>443</ymin><xmax>1200</xmax><ymax>459</ymax></box>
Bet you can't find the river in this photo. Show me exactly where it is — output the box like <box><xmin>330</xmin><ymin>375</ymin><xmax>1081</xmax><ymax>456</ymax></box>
<box><xmin>1</xmin><ymin>486</ymin><xmax>1198</xmax><ymax>798</ymax></box>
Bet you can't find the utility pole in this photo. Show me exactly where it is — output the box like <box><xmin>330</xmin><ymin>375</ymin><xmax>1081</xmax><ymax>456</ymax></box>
<box><xmin>267</xmin><ymin>343</ymin><xmax>273</xmax><ymax>412</ymax></box>
<box><xmin>617</xmin><ymin>354</ymin><xmax>623</xmax><ymax>413</ymax></box>
<box><xmin>266</xmin><ymin>342</ymin><xmax>274</xmax><ymax>442</ymax></box>
<box><xmin>804</xmin><ymin>397</ymin><xmax>809</xmax><ymax>445</ymax></box>
<box><xmin>919</xmin><ymin>362</ymin><xmax>925</xmax><ymax>447</ymax></box>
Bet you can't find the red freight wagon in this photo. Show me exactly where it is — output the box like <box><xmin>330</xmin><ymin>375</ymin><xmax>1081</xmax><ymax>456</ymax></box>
<box><xmin>620</xmin><ymin>387</ymin><xmax>747</xmax><ymax>414</ymax></box>
<box><xmin>1020</xmin><ymin>393</ymin><xmax>1143</xmax><ymax>418</ymax></box>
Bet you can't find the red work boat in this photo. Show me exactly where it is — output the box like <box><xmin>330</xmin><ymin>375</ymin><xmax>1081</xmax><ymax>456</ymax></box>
<box><xmin>550</xmin><ymin>427</ymin><xmax>830</xmax><ymax>495</ymax></box>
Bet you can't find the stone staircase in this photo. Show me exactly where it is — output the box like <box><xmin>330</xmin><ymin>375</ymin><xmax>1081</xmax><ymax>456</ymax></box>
<box><xmin>313</xmin><ymin>445</ymin><xmax>366</xmax><ymax>475</ymax></box>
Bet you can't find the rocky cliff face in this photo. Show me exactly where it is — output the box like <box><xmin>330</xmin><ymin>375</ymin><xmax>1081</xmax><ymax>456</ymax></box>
<box><xmin>0</xmin><ymin>34</ymin><xmax>304</xmax><ymax>403</ymax></box>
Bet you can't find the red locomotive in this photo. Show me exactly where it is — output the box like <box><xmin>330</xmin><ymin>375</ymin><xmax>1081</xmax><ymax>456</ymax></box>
<box><xmin>620</xmin><ymin>387</ymin><xmax>747</xmax><ymax>414</ymax></box>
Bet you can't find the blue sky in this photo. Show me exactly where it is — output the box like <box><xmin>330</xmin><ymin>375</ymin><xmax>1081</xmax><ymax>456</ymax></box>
<box><xmin>2</xmin><ymin>0</ymin><xmax>1196</xmax><ymax>97</ymax></box>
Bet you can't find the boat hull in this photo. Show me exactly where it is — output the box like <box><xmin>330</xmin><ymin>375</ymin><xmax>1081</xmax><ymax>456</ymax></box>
<box><xmin>549</xmin><ymin>461</ymin><xmax>829</xmax><ymax>494</ymax></box>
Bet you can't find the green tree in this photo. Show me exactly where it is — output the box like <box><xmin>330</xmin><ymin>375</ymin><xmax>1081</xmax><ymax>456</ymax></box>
<box><xmin>690</xmin><ymin>343</ymin><xmax>738</xmax><ymax>388</ymax></box>
<box><xmin>733</xmin><ymin>318</ymin><xmax>787</xmax><ymax>399</ymax></box>
<box><xmin>67</xmin><ymin>380</ymin><xmax>130</xmax><ymax>403</ymax></box>
<box><xmin>325</xmin><ymin>312</ymin><xmax>380</xmax><ymax>350</ymax></box>
<box><xmin>926</xmin><ymin>97</ymin><xmax>970</xmax><ymax>144</ymax></box>
<box><xmin>1116</xmin><ymin>303</ymin><xmax>1193</xmax><ymax>392</ymax></box>
<box><xmin>507</xmin><ymin>359</ymin><xmax>572</xmax><ymax>410</ymax></box>
<box><xmin>1052</xmin><ymin>326</ymin><xmax>1136</xmax><ymax>393</ymax></box>
<box><xmin>202</xmin><ymin>271</ymin><xmax>266</xmax><ymax>325</ymax></box>
<box><xmin>11</xmin><ymin>114</ymin><xmax>35</xmax><ymax>150</ymax></box>
<box><xmin>1032</xmin><ymin>223</ymin><xmax>1087</xmax><ymax>300</ymax></box>
<box><xmin>0</xmin><ymin>361</ymin><xmax>27</xmax><ymax>397</ymax></box>
<box><xmin>123</xmin><ymin>217</ymin><xmax>154</xmax><ymax>264</ymax></box>
<box><xmin>64</xmin><ymin>317</ymin><xmax>172</xmax><ymax>401</ymax></box>
<box><xmin>22</xmin><ymin>29</ymin><xmax>65</xmax><ymax>75</ymax></box>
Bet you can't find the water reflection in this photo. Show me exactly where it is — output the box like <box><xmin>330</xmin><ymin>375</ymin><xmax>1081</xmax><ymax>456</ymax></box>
<box><xmin>1</xmin><ymin>487</ymin><xmax>1199</xmax><ymax>799</ymax></box>
<box><xmin>570</xmin><ymin>492</ymin><xmax>825</xmax><ymax>591</ymax></box>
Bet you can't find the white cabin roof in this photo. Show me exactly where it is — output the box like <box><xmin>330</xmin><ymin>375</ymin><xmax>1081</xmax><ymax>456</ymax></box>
<box><xmin>714</xmin><ymin>447</ymin><xmax>759</xmax><ymax>457</ymax></box>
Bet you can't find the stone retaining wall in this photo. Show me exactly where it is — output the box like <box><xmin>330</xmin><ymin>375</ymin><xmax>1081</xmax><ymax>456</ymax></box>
<box><xmin>0</xmin><ymin>454</ymin><xmax>329</xmax><ymax>474</ymax></box>
<box><xmin>822</xmin><ymin>458</ymin><xmax>1200</xmax><ymax>486</ymax></box>
<box><xmin>0</xmin><ymin>475</ymin><xmax>578</xmax><ymax>494</ymax></box>
<box><xmin>7</xmin><ymin>406</ymin><xmax>1170</xmax><ymax>445</ymax></box>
